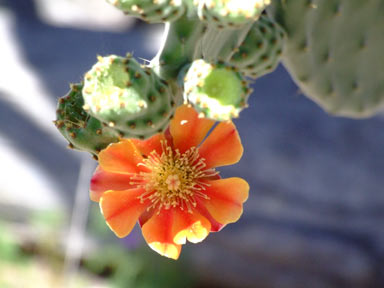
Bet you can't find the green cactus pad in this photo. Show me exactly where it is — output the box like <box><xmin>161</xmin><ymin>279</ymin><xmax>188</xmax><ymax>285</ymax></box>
<box><xmin>83</xmin><ymin>55</ymin><xmax>174</xmax><ymax>139</ymax></box>
<box><xmin>229</xmin><ymin>14</ymin><xmax>285</xmax><ymax>79</ymax></box>
<box><xmin>55</xmin><ymin>84</ymin><xmax>120</xmax><ymax>156</ymax></box>
<box><xmin>268</xmin><ymin>0</ymin><xmax>384</xmax><ymax>117</ymax></box>
<box><xmin>197</xmin><ymin>0</ymin><xmax>271</xmax><ymax>28</ymax></box>
<box><xmin>106</xmin><ymin>0</ymin><xmax>185</xmax><ymax>23</ymax></box>
<box><xmin>183</xmin><ymin>59</ymin><xmax>250</xmax><ymax>120</ymax></box>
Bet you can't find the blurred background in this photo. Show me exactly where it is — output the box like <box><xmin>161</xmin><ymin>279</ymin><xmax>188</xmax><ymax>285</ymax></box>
<box><xmin>1</xmin><ymin>0</ymin><xmax>384</xmax><ymax>287</ymax></box>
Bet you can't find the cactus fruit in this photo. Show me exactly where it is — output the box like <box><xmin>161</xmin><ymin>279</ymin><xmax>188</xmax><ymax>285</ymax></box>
<box><xmin>82</xmin><ymin>55</ymin><xmax>175</xmax><ymax>139</ymax></box>
<box><xmin>268</xmin><ymin>0</ymin><xmax>384</xmax><ymax>117</ymax></box>
<box><xmin>197</xmin><ymin>0</ymin><xmax>271</xmax><ymax>28</ymax></box>
<box><xmin>183</xmin><ymin>59</ymin><xmax>250</xmax><ymax>121</ymax></box>
<box><xmin>106</xmin><ymin>0</ymin><xmax>185</xmax><ymax>23</ymax></box>
<box><xmin>229</xmin><ymin>14</ymin><xmax>285</xmax><ymax>79</ymax></box>
<box><xmin>54</xmin><ymin>84</ymin><xmax>120</xmax><ymax>156</ymax></box>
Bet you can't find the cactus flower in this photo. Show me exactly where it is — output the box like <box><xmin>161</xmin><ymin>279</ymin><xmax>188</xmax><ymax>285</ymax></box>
<box><xmin>90</xmin><ymin>105</ymin><xmax>248</xmax><ymax>259</ymax></box>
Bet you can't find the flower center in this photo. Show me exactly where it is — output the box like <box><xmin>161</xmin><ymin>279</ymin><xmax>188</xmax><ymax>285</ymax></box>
<box><xmin>132</xmin><ymin>141</ymin><xmax>218</xmax><ymax>214</ymax></box>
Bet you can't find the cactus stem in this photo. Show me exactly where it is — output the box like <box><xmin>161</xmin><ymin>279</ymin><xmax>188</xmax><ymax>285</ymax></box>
<box><xmin>202</xmin><ymin>22</ymin><xmax>253</xmax><ymax>62</ymax></box>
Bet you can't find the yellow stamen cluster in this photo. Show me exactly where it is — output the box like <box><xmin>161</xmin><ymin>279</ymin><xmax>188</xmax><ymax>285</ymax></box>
<box><xmin>132</xmin><ymin>141</ymin><xmax>218</xmax><ymax>214</ymax></box>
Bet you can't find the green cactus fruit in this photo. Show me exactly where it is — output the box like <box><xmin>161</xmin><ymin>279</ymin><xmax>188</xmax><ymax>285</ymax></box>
<box><xmin>54</xmin><ymin>84</ymin><xmax>120</xmax><ymax>157</ymax></box>
<box><xmin>197</xmin><ymin>0</ymin><xmax>271</xmax><ymax>28</ymax></box>
<box><xmin>82</xmin><ymin>55</ymin><xmax>174</xmax><ymax>139</ymax></box>
<box><xmin>183</xmin><ymin>59</ymin><xmax>250</xmax><ymax>121</ymax></box>
<box><xmin>229</xmin><ymin>14</ymin><xmax>285</xmax><ymax>79</ymax></box>
<box><xmin>268</xmin><ymin>0</ymin><xmax>384</xmax><ymax>117</ymax></box>
<box><xmin>106</xmin><ymin>0</ymin><xmax>185</xmax><ymax>23</ymax></box>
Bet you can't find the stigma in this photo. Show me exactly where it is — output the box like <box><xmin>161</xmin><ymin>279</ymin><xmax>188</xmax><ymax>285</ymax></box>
<box><xmin>166</xmin><ymin>174</ymin><xmax>181</xmax><ymax>190</ymax></box>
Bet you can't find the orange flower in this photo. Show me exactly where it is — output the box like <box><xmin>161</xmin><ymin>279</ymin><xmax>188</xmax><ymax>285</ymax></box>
<box><xmin>90</xmin><ymin>105</ymin><xmax>249</xmax><ymax>259</ymax></box>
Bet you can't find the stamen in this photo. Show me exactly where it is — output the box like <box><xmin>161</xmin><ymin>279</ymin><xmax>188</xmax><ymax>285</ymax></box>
<box><xmin>131</xmin><ymin>140</ymin><xmax>217</xmax><ymax>214</ymax></box>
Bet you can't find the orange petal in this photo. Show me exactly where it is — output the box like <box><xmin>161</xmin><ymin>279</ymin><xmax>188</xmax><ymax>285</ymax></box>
<box><xmin>200</xmin><ymin>178</ymin><xmax>249</xmax><ymax>225</ymax></box>
<box><xmin>170</xmin><ymin>105</ymin><xmax>215</xmax><ymax>153</ymax></box>
<box><xmin>172</xmin><ymin>209</ymin><xmax>211</xmax><ymax>245</ymax></box>
<box><xmin>130</xmin><ymin>133</ymin><xmax>165</xmax><ymax>157</ymax></box>
<box><xmin>98</xmin><ymin>140</ymin><xmax>146</xmax><ymax>174</ymax></box>
<box><xmin>195</xmin><ymin>201</ymin><xmax>225</xmax><ymax>232</ymax></box>
<box><xmin>100</xmin><ymin>188</ymin><xmax>148</xmax><ymax>238</ymax></box>
<box><xmin>198</xmin><ymin>121</ymin><xmax>243</xmax><ymax>169</ymax></box>
<box><xmin>138</xmin><ymin>209</ymin><xmax>156</xmax><ymax>227</ymax></box>
<box><xmin>147</xmin><ymin>242</ymin><xmax>181</xmax><ymax>261</ymax></box>
<box><xmin>141</xmin><ymin>209</ymin><xmax>182</xmax><ymax>260</ymax></box>
<box><xmin>90</xmin><ymin>166</ymin><xmax>135</xmax><ymax>202</ymax></box>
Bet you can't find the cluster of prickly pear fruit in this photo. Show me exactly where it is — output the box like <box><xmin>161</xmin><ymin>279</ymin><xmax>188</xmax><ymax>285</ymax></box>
<box><xmin>55</xmin><ymin>0</ymin><xmax>284</xmax><ymax>156</ymax></box>
<box><xmin>55</xmin><ymin>0</ymin><xmax>384</xmax><ymax>157</ymax></box>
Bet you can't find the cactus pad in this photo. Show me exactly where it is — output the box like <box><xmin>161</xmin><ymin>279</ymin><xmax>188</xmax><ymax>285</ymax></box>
<box><xmin>82</xmin><ymin>55</ymin><xmax>174</xmax><ymax>139</ymax></box>
<box><xmin>183</xmin><ymin>59</ymin><xmax>250</xmax><ymax>120</ymax></box>
<box><xmin>197</xmin><ymin>0</ymin><xmax>271</xmax><ymax>28</ymax></box>
<box><xmin>55</xmin><ymin>84</ymin><xmax>120</xmax><ymax>156</ymax></box>
<box><xmin>268</xmin><ymin>0</ymin><xmax>384</xmax><ymax>117</ymax></box>
<box><xmin>106</xmin><ymin>0</ymin><xmax>185</xmax><ymax>23</ymax></box>
<box><xmin>229</xmin><ymin>14</ymin><xmax>285</xmax><ymax>79</ymax></box>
